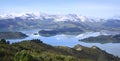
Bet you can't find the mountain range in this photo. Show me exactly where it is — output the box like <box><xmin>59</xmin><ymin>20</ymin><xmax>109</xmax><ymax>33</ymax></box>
<box><xmin>0</xmin><ymin>13</ymin><xmax>120</xmax><ymax>32</ymax></box>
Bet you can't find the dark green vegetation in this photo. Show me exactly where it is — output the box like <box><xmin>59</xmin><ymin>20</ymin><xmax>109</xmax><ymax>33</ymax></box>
<box><xmin>39</xmin><ymin>28</ymin><xmax>84</xmax><ymax>37</ymax></box>
<box><xmin>0</xmin><ymin>32</ymin><xmax>28</xmax><ymax>39</ymax></box>
<box><xmin>0</xmin><ymin>39</ymin><xmax>120</xmax><ymax>61</ymax></box>
<box><xmin>80</xmin><ymin>34</ymin><xmax>120</xmax><ymax>43</ymax></box>
<box><xmin>0</xmin><ymin>39</ymin><xmax>9</xmax><ymax>44</ymax></box>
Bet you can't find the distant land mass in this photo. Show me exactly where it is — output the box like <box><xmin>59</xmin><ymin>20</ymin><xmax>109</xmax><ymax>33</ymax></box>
<box><xmin>39</xmin><ymin>28</ymin><xmax>84</xmax><ymax>37</ymax></box>
<box><xmin>0</xmin><ymin>39</ymin><xmax>120</xmax><ymax>61</ymax></box>
<box><xmin>80</xmin><ymin>34</ymin><xmax>120</xmax><ymax>43</ymax></box>
<box><xmin>0</xmin><ymin>32</ymin><xmax>28</xmax><ymax>39</ymax></box>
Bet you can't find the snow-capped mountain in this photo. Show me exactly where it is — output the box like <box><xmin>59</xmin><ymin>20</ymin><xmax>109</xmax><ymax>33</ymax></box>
<box><xmin>52</xmin><ymin>14</ymin><xmax>88</xmax><ymax>22</ymax></box>
<box><xmin>0</xmin><ymin>13</ymin><xmax>41</xmax><ymax>19</ymax></box>
<box><xmin>0</xmin><ymin>13</ymin><xmax>103</xmax><ymax>22</ymax></box>
<box><xmin>0</xmin><ymin>12</ymin><xmax>120</xmax><ymax>32</ymax></box>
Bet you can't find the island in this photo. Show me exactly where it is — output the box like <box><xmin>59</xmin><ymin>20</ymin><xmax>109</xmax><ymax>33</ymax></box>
<box><xmin>79</xmin><ymin>34</ymin><xmax>120</xmax><ymax>43</ymax></box>
<box><xmin>39</xmin><ymin>28</ymin><xmax>84</xmax><ymax>37</ymax></box>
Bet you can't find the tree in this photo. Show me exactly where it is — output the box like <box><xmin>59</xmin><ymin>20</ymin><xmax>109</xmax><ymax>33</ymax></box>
<box><xmin>0</xmin><ymin>39</ymin><xmax>10</xmax><ymax>44</ymax></box>
<box><xmin>0</xmin><ymin>39</ymin><xmax>6</xmax><ymax>44</ymax></box>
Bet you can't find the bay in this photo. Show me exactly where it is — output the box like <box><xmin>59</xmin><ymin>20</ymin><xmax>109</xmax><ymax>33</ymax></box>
<box><xmin>7</xmin><ymin>29</ymin><xmax>120</xmax><ymax>57</ymax></box>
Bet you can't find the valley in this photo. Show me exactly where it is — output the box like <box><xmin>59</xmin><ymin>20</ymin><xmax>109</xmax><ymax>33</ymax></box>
<box><xmin>0</xmin><ymin>13</ymin><xmax>120</xmax><ymax>61</ymax></box>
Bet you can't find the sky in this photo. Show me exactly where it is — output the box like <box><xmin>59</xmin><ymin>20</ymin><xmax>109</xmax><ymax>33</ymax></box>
<box><xmin>0</xmin><ymin>0</ymin><xmax>120</xmax><ymax>18</ymax></box>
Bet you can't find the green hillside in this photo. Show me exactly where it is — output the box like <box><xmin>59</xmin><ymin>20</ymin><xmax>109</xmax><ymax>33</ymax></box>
<box><xmin>0</xmin><ymin>39</ymin><xmax>120</xmax><ymax>61</ymax></box>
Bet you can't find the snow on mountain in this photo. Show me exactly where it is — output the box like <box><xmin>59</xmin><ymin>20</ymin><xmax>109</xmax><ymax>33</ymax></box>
<box><xmin>0</xmin><ymin>12</ymin><xmax>106</xmax><ymax>22</ymax></box>
<box><xmin>0</xmin><ymin>12</ymin><xmax>41</xmax><ymax>19</ymax></box>
<box><xmin>53</xmin><ymin>14</ymin><xmax>88</xmax><ymax>22</ymax></box>
<box><xmin>0</xmin><ymin>13</ymin><xmax>25</xmax><ymax>19</ymax></box>
<box><xmin>77</xmin><ymin>15</ymin><xmax>87</xmax><ymax>22</ymax></box>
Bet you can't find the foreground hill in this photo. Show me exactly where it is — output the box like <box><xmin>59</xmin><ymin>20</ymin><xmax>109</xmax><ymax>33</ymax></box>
<box><xmin>80</xmin><ymin>34</ymin><xmax>120</xmax><ymax>43</ymax></box>
<box><xmin>0</xmin><ymin>39</ymin><xmax>120</xmax><ymax>61</ymax></box>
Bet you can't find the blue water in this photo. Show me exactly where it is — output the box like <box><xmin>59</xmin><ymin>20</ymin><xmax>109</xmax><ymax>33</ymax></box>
<box><xmin>7</xmin><ymin>30</ymin><xmax>120</xmax><ymax>57</ymax></box>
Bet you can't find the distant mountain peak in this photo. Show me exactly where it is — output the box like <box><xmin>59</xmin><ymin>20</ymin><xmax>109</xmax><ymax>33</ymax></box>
<box><xmin>0</xmin><ymin>12</ymin><xmax>107</xmax><ymax>22</ymax></box>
